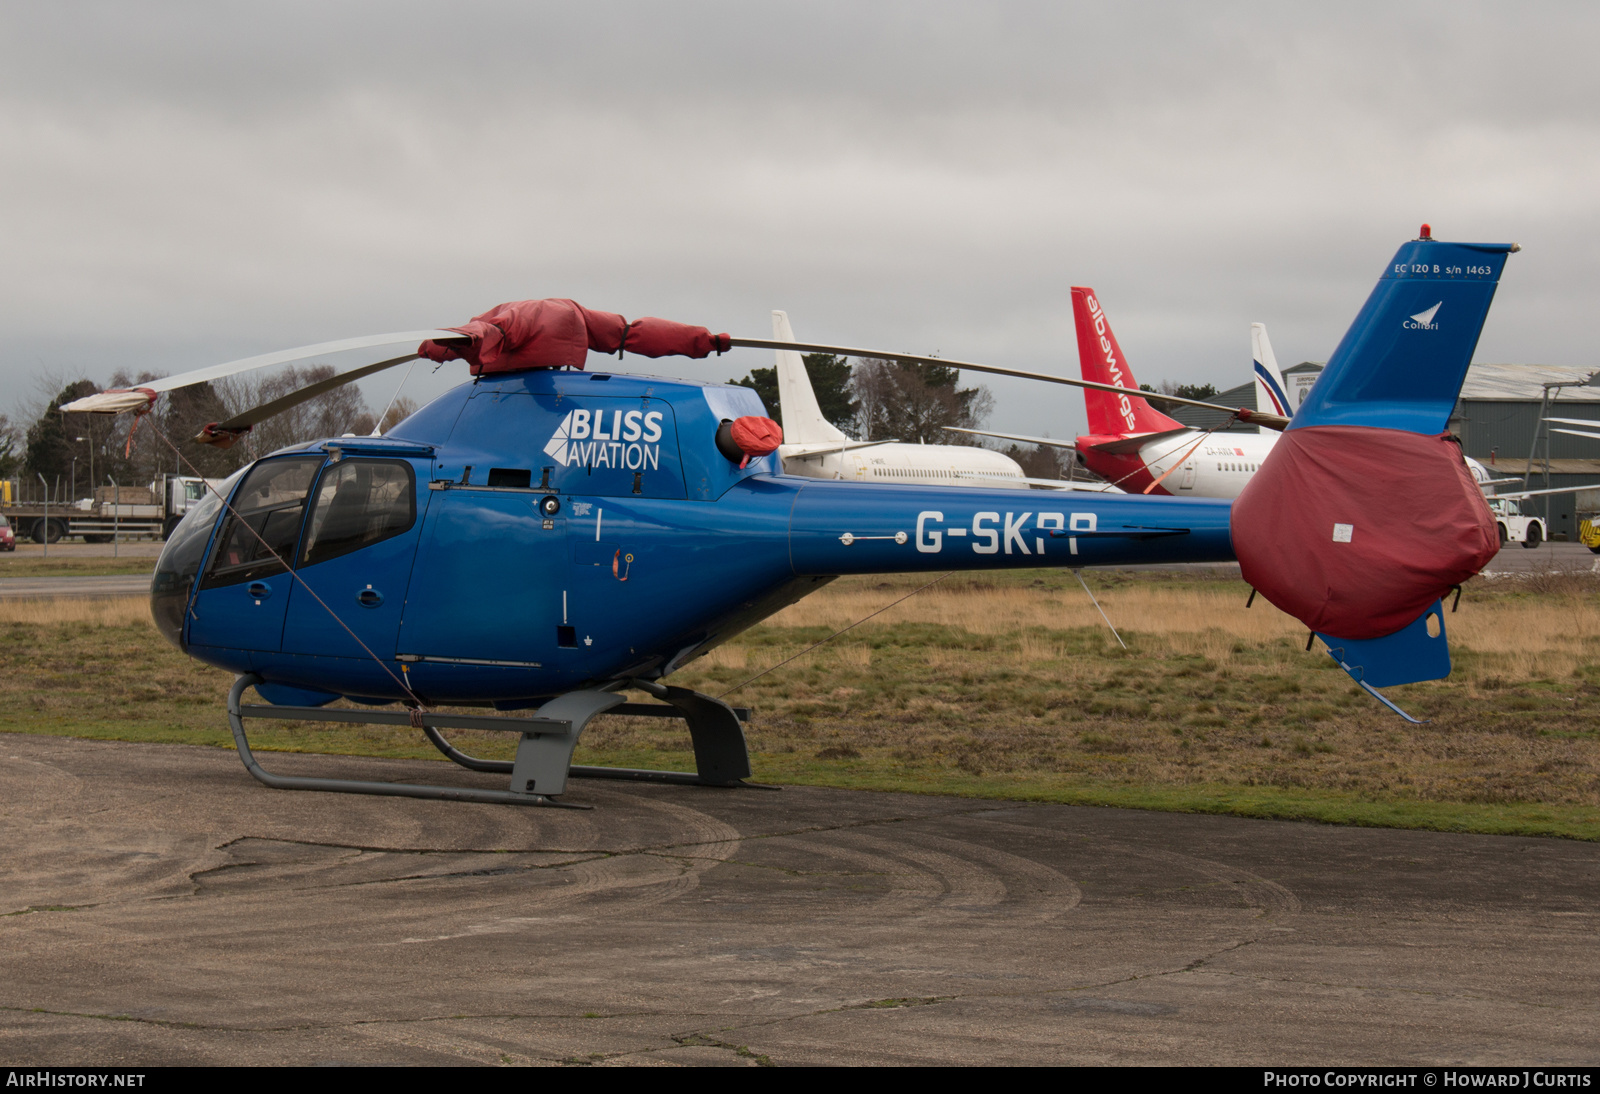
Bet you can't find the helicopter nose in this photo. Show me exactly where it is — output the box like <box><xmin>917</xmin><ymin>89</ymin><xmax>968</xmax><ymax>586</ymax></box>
<box><xmin>150</xmin><ymin>465</ymin><xmax>246</xmax><ymax>652</ymax></box>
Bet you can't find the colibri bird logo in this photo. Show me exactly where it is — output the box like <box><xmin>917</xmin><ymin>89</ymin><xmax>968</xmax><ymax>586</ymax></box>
<box><xmin>1405</xmin><ymin>302</ymin><xmax>1442</xmax><ymax>330</ymax></box>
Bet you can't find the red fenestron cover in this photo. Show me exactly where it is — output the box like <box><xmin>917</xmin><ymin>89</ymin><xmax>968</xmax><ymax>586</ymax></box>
<box><xmin>419</xmin><ymin>299</ymin><xmax>730</xmax><ymax>374</ymax></box>
<box><xmin>730</xmin><ymin>416</ymin><xmax>783</xmax><ymax>461</ymax></box>
<box><xmin>1231</xmin><ymin>426</ymin><xmax>1498</xmax><ymax>640</ymax></box>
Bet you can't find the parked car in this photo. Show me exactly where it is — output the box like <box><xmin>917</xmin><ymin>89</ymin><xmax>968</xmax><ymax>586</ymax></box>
<box><xmin>0</xmin><ymin>513</ymin><xmax>14</xmax><ymax>551</ymax></box>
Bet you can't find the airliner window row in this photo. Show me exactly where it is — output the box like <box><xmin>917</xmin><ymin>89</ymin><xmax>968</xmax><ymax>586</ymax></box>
<box><xmin>868</xmin><ymin>468</ymin><xmax>1022</xmax><ymax>479</ymax></box>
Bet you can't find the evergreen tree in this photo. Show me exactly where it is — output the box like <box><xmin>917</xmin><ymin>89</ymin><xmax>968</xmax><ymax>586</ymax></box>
<box><xmin>731</xmin><ymin>366</ymin><xmax>779</xmax><ymax>417</ymax></box>
<box><xmin>730</xmin><ymin>353</ymin><xmax>858</xmax><ymax>433</ymax></box>
<box><xmin>1140</xmin><ymin>381</ymin><xmax>1219</xmax><ymax>414</ymax></box>
<box><xmin>23</xmin><ymin>380</ymin><xmax>98</xmax><ymax>495</ymax></box>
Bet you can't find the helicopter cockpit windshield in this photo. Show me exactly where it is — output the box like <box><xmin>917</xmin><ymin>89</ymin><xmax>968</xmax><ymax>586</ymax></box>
<box><xmin>151</xmin><ymin>465</ymin><xmax>245</xmax><ymax>650</ymax></box>
<box><xmin>201</xmin><ymin>457</ymin><xmax>323</xmax><ymax>589</ymax></box>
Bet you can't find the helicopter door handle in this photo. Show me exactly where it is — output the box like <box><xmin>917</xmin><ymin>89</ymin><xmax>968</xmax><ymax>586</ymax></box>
<box><xmin>247</xmin><ymin>582</ymin><xmax>271</xmax><ymax>600</ymax></box>
<box><xmin>356</xmin><ymin>588</ymin><xmax>384</xmax><ymax>608</ymax></box>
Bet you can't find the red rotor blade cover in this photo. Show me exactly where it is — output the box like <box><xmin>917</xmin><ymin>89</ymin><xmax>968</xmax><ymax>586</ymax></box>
<box><xmin>418</xmin><ymin>298</ymin><xmax>729</xmax><ymax>375</ymax></box>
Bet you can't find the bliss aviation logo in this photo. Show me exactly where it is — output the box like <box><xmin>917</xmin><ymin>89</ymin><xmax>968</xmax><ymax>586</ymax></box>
<box><xmin>544</xmin><ymin>408</ymin><xmax>666</xmax><ymax>469</ymax></box>
<box><xmin>1404</xmin><ymin>302</ymin><xmax>1442</xmax><ymax>330</ymax></box>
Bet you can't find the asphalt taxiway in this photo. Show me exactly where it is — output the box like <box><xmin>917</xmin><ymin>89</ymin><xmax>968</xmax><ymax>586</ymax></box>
<box><xmin>0</xmin><ymin>733</ymin><xmax>1595</xmax><ymax>1066</ymax></box>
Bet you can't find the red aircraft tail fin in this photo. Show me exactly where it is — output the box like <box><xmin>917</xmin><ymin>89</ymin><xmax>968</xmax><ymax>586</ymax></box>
<box><xmin>1071</xmin><ymin>287</ymin><xmax>1186</xmax><ymax>436</ymax></box>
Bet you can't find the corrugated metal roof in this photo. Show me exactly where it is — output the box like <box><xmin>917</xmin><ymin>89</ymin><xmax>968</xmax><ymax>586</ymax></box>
<box><xmin>1459</xmin><ymin>364</ymin><xmax>1600</xmax><ymax>401</ymax></box>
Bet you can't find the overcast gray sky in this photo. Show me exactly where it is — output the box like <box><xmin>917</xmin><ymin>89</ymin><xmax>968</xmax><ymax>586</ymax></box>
<box><xmin>3</xmin><ymin>1</ymin><xmax>1596</xmax><ymax>438</ymax></box>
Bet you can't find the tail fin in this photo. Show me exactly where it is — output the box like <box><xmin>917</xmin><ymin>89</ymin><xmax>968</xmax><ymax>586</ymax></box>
<box><xmin>1251</xmin><ymin>323</ymin><xmax>1291</xmax><ymax>433</ymax></box>
<box><xmin>1233</xmin><ymin>230</ymin><xmax>1518</xmax><ymax>704</ymax></box>
<box><xmin>1292</xmin><ymin>236</ymin><xmax>1517</xmax><ymax>434</ymax></box>
<box><xmin>772</xmin><ymin>310</ymin><xmax>847</xmax><ymax>445</ymax></box>
<box><xmin>1070</xmin><ymin>287</ymin><xmax>1185</xmax><ymax>436</ymax></box>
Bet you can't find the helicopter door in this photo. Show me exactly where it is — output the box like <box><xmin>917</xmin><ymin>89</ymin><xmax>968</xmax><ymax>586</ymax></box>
<box><xmin>279</xmin><ymin>458</ymin><xmax>424</xmax><ymax>660</ymax></box>
<box><xmin>397</xmin><ymin>486</ymin><xmax>565</xmax><ymax>667</ymax></box>
<box><xmin>188</xmin><ymin>455</ymin><xmax>322</xmax><ymax>654</ymax></box>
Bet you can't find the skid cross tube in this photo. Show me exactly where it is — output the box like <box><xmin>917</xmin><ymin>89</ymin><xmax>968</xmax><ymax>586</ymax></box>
<box><xmin>424</xmin><ymin>686</ymin><xmax>769</xmax><ymax>789</ymax></box>
<box><xmin>228</xmin><ymin>675</ymin><xmax>769</xmax><ymax>807</ymax></box>
<box><xmin>227</xmin><ymin>674</ymin><xmax>619</xmax><ymax>807</ymax></box>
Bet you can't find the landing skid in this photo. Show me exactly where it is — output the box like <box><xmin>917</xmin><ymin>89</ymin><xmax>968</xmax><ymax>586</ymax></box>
<box><xmin>226</xmin><ymin>674</ymin><xmax>769</xmax><ymax>808</ymax></box>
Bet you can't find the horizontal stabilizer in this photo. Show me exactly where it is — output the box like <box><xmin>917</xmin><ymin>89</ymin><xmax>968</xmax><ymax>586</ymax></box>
<box><xmin>943</xmin><ymin>427</ymin><xmax>1077</xmax><ymax>451</ymax></box>
<box><xmin>1317</xmin><ymin>601</ymin><xmax>1449</xmax><ymax>721</ymax></box>
<box><xmin>1083</xmin><ymin>428</ymin><xmax>1193</xmax><ymax>455</ymax></box>
<box><xmin>779</xmin><ymin>439</ymin><xmax>897</xmax><ymax>459</ymax></box>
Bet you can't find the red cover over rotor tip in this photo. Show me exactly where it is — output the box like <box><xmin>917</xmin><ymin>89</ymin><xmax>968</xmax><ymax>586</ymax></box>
<box><xmin>731</xmin><ymin>416</ymin><xmax>783</xmax><ymax>467</ymax></box>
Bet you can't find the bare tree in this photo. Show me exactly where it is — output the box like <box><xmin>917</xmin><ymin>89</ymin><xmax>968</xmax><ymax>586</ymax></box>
<box><xmin>216</xmin><ymin>364</ymin><xmax>372</xmax><ymax>460</ymax></box>
<box><xmin>379</xmin><ymin>396</ymin><xmax>420</xmax><ymax>434</ymax></box>
<box><xmin>849</xmin><ymin>357</ymin><xmax>992</xmax><ymax>444</ymax></box>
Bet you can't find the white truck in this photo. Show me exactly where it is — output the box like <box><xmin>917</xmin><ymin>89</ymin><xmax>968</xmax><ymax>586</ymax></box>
<box><xmin>2</xmin><ymin>475</ymin><xmax>219</xmax><ymax>544</ymax></box>
<box><xmin>1486</xmin><ymin>495</ymin><xmax>1545</xmax><ymax>549</ymax></box>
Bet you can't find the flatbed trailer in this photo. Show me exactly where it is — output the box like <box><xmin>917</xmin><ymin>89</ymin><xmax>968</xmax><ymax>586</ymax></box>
<box><xmin>1</xmin><ymin>475</ymin><xmax>216</xmax><ymax>544</ymax></box>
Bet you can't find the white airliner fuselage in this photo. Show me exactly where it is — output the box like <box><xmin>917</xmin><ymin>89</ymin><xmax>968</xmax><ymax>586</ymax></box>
<box><xmin>1117</xmin><ymin>430</ymin><xmax>1279</xmax><ymax>499</ymax></box>
<box><xmin>768</xmin><ymin>310</ymin><xmax>1089</xmax><ymax>492</ymax></box>
<box><xmin>782</xmin><ymin>441</ymin><xmax>1033</xmax><ymax>488</ymax></box>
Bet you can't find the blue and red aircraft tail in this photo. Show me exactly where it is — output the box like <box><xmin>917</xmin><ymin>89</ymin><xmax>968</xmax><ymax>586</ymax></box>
<box><xmin>1233</xmin><ymin>227</ymin><xmax>1518</xmax><ymax>710</ymax></box>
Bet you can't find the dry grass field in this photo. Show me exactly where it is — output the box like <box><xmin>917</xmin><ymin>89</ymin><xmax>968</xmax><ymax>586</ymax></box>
<box><xmin>3</xmin><ymin>568</ymin><xmax>1598</xmax><ymax>838</ymax></box>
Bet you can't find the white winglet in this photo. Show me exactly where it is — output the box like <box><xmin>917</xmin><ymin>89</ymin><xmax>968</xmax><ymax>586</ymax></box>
<box><xmin>60</xmin><ymin>329</ymin><xmax>467</xmax><ymax>414</ymax></box>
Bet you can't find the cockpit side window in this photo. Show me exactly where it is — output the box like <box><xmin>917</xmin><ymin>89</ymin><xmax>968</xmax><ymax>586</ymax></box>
<box><xmin>300</xmin><ymin>459</ymin><xmax>416</xmax><ymax>568</ymax></box>
<box><xmin>200</xmin><ymin>456</ymin><xmax>323</xmax><ymax>588</ymax></box>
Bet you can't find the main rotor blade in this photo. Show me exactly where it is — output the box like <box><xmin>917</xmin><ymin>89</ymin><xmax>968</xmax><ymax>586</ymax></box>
<box><xmin>1490</xmin><ymin>481</ymin><xmax>1600</xmax><ymax>500</ymax></box>
<box><xmin>943</xmin><ymin>426</ymin><xmax>1078</xmax><ymax>451</ymax></box>
<box><xmin>1550</xmin><ymin>427</ymin><xmax>1600</xmax><ymax>442</ymax></box>
<box><xmin>728</xmin><ymin>337</ymin><xmax>1291</xmax><ymax>431</ymax></box>
<box><xmin>61</xmin><ymin>329</ymin><xmax>468</xmax><ymax>414</ymax></box>
<box><xmin>213</xmin><ymin>353</ymin><xmax>421</xmax><ymax>431</ymax></box>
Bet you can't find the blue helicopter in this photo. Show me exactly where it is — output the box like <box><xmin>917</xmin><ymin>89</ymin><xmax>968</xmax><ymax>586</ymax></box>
<box><xmin>67</xmin><ymin>230</ymin><xmax>1516</xmax><ymax>808</ymax></box>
